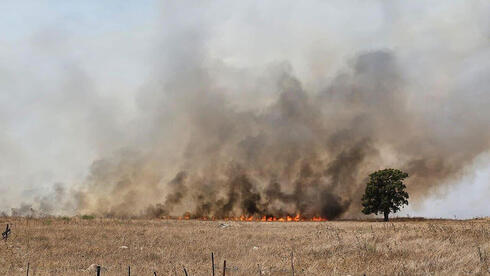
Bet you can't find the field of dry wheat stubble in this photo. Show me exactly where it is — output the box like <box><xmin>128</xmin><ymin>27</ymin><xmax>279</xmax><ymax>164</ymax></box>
<box><xmin>0</xmin><ymin>217</ymin><xmax>488</xmax><ymax>275</ymax></box>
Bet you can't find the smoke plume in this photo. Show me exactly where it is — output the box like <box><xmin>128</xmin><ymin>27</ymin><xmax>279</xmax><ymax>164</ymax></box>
<box><xmin>77</xmin><ymin>46</ymin><xmax>489</xmax><ymax>219</ymax></box>
<box><xmin>1</xmin><ymin>1</ymin><xmax>489</xmax><ymax>219</ymax></box>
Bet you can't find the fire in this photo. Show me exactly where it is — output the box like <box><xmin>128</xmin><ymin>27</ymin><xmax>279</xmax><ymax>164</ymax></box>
<box><xmin>170</xmin><ymin>213</ymin><xmax>327</xmax><ymax>222</ymax></box>
<box><xmin>311</xmin><ymin>216</ymin><xmax>328</xmax><ymax>222</ymax></box>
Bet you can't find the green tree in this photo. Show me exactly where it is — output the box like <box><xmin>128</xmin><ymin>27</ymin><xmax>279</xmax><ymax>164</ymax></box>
<box><xmin>361</xmin><ymin>168</ymin><xmax>409</xmax><ymax>221</ymax></box>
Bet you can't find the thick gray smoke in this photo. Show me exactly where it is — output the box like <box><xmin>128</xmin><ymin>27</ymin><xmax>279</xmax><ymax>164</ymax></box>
<box><xmin>77</xmin><ymin>46</ymin><xmax>489</xmax><ymax>219</ymax></box>
<box><xmin>2</xmin><ymin>1</ymin><xmax>489</xmax><ymax>218</ymax></box>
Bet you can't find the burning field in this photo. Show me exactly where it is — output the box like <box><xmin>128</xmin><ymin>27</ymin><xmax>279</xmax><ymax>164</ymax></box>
<box><xmin>2</xmin><ymin>1</ymin><xmax>490</xmax><ymax>275</ymax></box>
<box><xmin>163</xmin><ymin>214</ymin><xmax>327</xmax><ymax>222</ymax></box>
<box><xmin>1</xmin><ymin>217</ymin><xmax>489</xmax><ymax>275</ymax></box>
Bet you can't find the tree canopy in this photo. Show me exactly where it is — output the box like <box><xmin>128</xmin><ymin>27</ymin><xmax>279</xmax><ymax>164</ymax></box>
<box><xmin>361</xmin><ymin>168</ymin><xmax>409</xmax><ymax>221</ymax></box>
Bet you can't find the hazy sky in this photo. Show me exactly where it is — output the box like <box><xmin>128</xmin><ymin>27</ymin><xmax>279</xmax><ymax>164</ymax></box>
<box><xmin>1</xmin><ymin>0</ymin><xmax>488</xmax><ymax>218</ymax></box>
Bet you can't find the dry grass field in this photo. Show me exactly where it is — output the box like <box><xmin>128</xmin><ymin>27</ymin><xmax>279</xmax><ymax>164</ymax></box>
<box><xmin>0</xmin><ymin>217</ymin><xmax>488</xmax><ymax>275</ymax></box>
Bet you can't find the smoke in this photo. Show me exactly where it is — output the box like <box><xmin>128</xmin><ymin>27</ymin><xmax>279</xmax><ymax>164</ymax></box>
<box><xmin>77</xmin><ymin>46</ymin><xmax>489</xmax><ymax>219</ymax></box>
<box><xmin>1</xmin><ymin>1</ymin><xmax>489</xmax><ymax>218</ymax></box>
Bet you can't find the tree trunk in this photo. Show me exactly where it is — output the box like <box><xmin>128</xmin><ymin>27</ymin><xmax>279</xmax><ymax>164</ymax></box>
<box><xmin>383</xmin><ymin>210</ymin><xmax>389</xmax><ymax>222</ymax></box>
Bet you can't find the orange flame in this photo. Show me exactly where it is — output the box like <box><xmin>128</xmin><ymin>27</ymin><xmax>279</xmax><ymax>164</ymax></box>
<box><xmin>171</xmin><ymin>214</ymin><xmax>328</xmax><ymax>222</ymax></box>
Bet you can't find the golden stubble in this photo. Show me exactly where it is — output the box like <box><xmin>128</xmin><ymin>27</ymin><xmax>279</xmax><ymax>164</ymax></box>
<box><xmin>0</xmin><ymin>217</ymin><xmax>488</xmax><ymax>275</ymax></box>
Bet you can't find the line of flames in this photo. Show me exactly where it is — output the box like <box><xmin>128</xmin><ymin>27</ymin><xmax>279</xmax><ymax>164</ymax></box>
<box><xmin>168</xmin><ymin>214</ymin><xmax>327</xmax><ymax>222</ymax></box>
